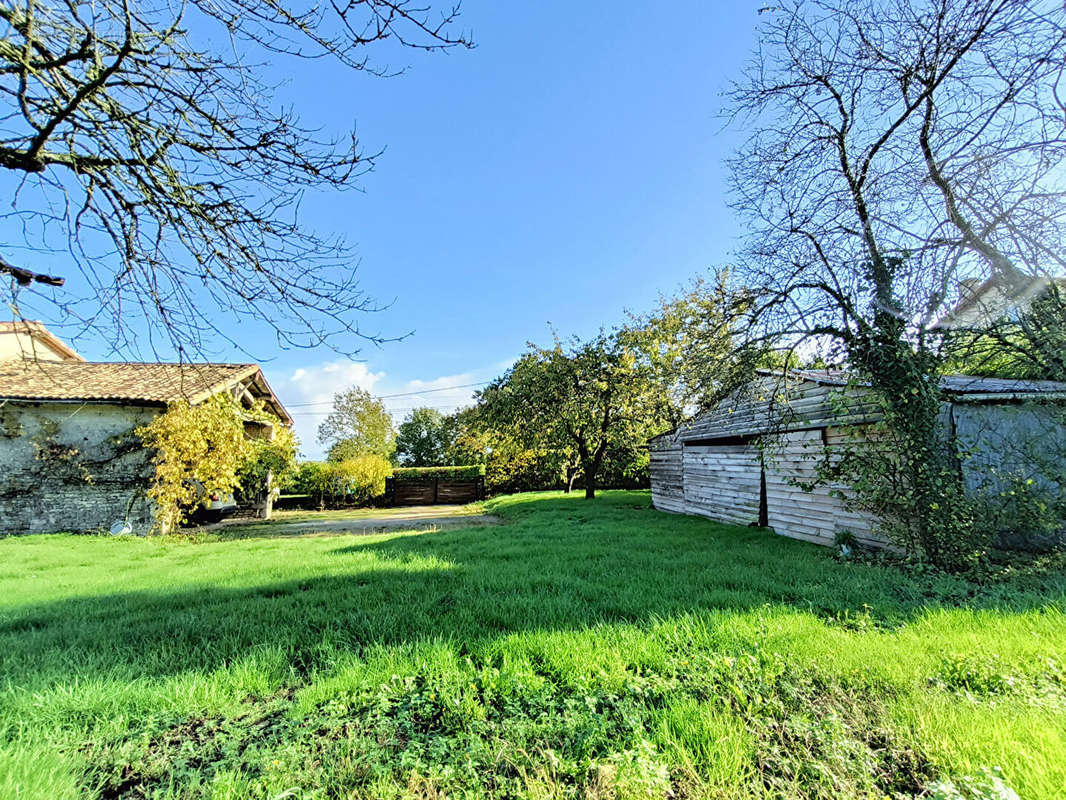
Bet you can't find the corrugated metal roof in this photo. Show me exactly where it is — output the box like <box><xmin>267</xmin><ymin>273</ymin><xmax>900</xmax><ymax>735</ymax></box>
<box><xmin>938</xmin><ymin>375</ymin><xmax>1066</xmax><ymax>395</ymax></box>
<box><xmin>783</xmin><ymin>369</ymin><xmax>1066</xmax><ymax>396</ymax></box>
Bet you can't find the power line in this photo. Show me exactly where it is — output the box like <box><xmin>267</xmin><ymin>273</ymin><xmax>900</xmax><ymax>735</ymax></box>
<box><xmin>376</xmin><ymin>381</ymin><xmax>488</xmax><ymax>399</ymax></box>
<box><xmin>288</xmin><ymin>402</ymin><xmax>475</xmax><ymax>418</ymax></box>
<box><xmin>284</xmin><ymin>381</ymin><xmax>488</xmax><ymax>408</ymax></box>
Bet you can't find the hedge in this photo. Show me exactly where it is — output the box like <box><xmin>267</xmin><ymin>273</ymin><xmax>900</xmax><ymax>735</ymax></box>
<box><xmin>392</xmin><ymin>465</ymin><xmax>486</xmax><ymax>481</ymax></box>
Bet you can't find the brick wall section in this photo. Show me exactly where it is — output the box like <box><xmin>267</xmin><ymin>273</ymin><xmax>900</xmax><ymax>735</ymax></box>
<box><xmin>0</xmin><ymin>401</ymin><xmax>159</xmax><ymax>535</ymax></box>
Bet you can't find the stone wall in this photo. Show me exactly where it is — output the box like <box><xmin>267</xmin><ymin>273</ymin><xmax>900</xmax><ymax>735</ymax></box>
<box><xmin>0</xmin><ymin>401</ymin><xmax>159</xmax><ymax>535</ymax></box>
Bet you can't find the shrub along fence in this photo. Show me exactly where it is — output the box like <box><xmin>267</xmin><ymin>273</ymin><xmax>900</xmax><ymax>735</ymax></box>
<box><xmin>281</xmin><ymin>457</ymin><xmax>392</xmax><ymax>510</ymax></box>
<box><xmin>385</xmin><ymin>466</ymin><xmax>486</xmax><ymax>506</ymax></box>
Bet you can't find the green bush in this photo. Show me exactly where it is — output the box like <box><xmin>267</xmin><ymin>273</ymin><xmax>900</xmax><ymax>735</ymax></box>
<box><xmin>392</xmin><ymin>465</ymin><xmax>485</xmax><ymax>481</ymax></box>
<box><xmin>484</xmin><ymin>449</ymin><xmax>562</xmax><ymax>495</ymax></box>
<box><xmin>340</xmin><ymin>455</ymin><xmax>393</xmax><ymax>504</ymax></box>
<box><xmin>292</xmin><ymin>455</ymin><xmax>392</xmax><ymax>507</ymax></box>
<box><xmin>969</xmin><ymin>474</ymin><xmax>1066</xmax><ymax>551</ymax></box>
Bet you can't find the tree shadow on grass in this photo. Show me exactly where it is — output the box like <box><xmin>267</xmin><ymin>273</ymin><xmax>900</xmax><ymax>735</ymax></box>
<box><xmin>1</xmin><ymin>493</ymin><xmax>1064</xmax><ymax>686</ymax></box>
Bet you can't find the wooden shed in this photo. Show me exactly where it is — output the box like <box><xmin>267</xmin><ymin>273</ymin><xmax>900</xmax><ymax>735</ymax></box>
<box><xmin>649</xmin><ymin>369</ymin><xmax>1066</xmax><ymax>548</ymax></box>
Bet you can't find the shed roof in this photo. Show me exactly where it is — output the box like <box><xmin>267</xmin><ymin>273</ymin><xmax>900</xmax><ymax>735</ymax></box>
<box><xmin>648</xmin><ymin>368</ymin><xmax>1066</xmax><ymax>444</ymax></box>
<box><xmin>0</xmin><ymin>360</ymin><xmax>292</xmax><ymax>424</ymax></box>
<box><xmin>785</xmin><ymin>368</ymin><xmax>1066</xmax><ymax>398</ymax></box>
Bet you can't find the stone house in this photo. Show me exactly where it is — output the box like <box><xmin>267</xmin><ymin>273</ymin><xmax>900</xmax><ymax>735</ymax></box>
<box><xmin>0</xmin><ymin>320</ymin><xmax>82</xmax><ymax>362</ymax></box>
<box><xmin>0</xmin><ymin>323</ymin><xmax>292</xmax><ymax>535</ymax></box>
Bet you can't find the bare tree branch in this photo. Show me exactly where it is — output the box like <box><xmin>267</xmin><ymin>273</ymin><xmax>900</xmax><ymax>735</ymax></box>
<box><xmin>0</xmin><ymin>0</ymin><xmax>473</xmax><ymax>358</ymax></box>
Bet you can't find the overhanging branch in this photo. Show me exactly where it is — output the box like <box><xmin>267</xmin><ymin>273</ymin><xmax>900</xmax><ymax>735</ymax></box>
<box><xmin>0</xmin><ymin>256</ymin><xmax>65</xmax><ymax>287</ymax></box>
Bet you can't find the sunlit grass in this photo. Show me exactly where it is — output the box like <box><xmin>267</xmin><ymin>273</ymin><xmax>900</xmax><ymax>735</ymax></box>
<box><xmin>1</xmin><ymin>491</ymin><xmax>1063</xmax><ymax>798</ymax></box>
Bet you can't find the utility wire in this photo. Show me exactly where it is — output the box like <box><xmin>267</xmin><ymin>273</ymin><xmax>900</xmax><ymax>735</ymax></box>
<box><xmin>284</xmin><ymin>381</ymin><xmax>488</xmax><ymax>408</ymax></box>
<box><xmin>288</xmin><ymin>402</ymin><xmax>475</xmax><ymax>418</ymax></box>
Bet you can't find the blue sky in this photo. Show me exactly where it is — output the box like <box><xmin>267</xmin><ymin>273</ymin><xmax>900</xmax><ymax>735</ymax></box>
<box><xmin>6</xmin><ymin>1</ymin><xmax>762</xmax><ymax>456</ymax></box>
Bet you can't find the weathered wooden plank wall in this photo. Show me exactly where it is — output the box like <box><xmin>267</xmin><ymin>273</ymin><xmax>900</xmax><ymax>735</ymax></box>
<box><xmin>683</xmin><ymin>443</ymin><xmax>762</xmax><ymax>527</ymax></box>
<box><xmin>650</xmin><ymin>372</ymin><xmax>1066</xmax><ymax>551</ymax></box>
<box><xmin>649</xmin><ymin>375</ymin><xmax>886</xmax><ymax>547</ymax></box>
<box><xmin>649</xmin><ymin>439</ymin><xmax>684</xmax><ymax>513</ymax></box>
<box><xmin>764</xmin><ymin>429</ymin><xmax>883</xmax><ymax>547</ymax></box>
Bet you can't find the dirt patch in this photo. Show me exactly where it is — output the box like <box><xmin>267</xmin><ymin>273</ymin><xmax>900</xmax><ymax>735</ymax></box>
<box><xmin>210</xmin><ymin>512</ymin><xmax>502</xmax><ymax>540</ymax></box>
<box><xmin>267</xmin><ymin>513</ymin><xmax>502</xmax><ymax>536</ymax></box>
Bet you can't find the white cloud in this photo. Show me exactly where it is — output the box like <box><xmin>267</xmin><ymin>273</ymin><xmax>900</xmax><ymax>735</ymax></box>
<box><xmin>382</xmin><ymin>373</ymin><xmax>480</xmax><ymax>420</ymax></box>
<box><xmin>272</xmin><ymin>361</ymin><xmax>490</xmax><ymax>460</ymax></box>
<box><xmin>274</xmin><ymin>360</ymin><xmax>386</xmax><ymax>459</ymax></box>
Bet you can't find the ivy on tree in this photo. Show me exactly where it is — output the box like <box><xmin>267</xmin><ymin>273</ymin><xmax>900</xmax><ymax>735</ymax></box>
<box><xmin>726</xmin><ymin>0</ymin><xmax>1066</xmax><ymax>570</ymax></box>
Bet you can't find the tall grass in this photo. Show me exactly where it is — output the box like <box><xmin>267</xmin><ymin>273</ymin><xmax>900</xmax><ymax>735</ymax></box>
<box><xmin>0</xmin><ymin>491</ymin><xmax>1063</xmax><ymax>798</ymax></box>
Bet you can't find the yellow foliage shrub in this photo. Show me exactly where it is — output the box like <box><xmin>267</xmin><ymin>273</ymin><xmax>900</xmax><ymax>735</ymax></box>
<box><xmin>137</xmin><ymin>394</ymin><xmax>294</xmax><ymax>532</ymax></box>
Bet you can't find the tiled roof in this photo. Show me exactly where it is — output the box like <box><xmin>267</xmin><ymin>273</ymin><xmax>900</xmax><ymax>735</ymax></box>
<box><xmin>0</xmin><ymin>360</ymin><xmax>260</xmax><ymax>406</ymax></box>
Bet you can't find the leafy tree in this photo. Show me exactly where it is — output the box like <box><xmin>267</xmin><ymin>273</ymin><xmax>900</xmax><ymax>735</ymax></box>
<box><xmin>291</xmin><ymin>455</ymin><xmax>390</xmax><ymax>508</ymax></box>
<box><xmin>726</xmin><ymin>0</ymin><xmax>1066</xmax><ymax>569</ymax></box>
<box><xmin>318</xmin><ymin>387</ymin><xmax>394</xmax><ymax>462</ymax></box>
<box><xmin>594</xmin><ymin>441</ymin><xmax>652</xmax><ymax>490</ymax></box>
<box><xmin>444</xmin><ymin>406</ymin><xmax>567</xmax><ymax>494</ymax></box>
<box><xmin>439</xmin><ymin>407</ymin><xmax>484</xmax><ymax>465</ymax></box>
<box><xmin>0</xmin><ymin>0</ymin><xmax>471</xmax><ymax>356</ymax></box>
<box><xmin>291</xmin><ymin>462</ymin><xmax>333</xmax><ymax>509</ymax></box>
<box><xmin>238</xmin><ymin>418</ymin><xmax>299</xmax><ymax>517</ymax></box>
<box><xmin>623</xmin><ymin>270</ymin><xmax>761</xmax><ymax>428</ymax></box>
<box><xmin>395</xmin><ymin>407</ymin><xmax>454</xmax><ymax>467</ymax></box>
<box><xmin>333</xmin><ymin>456</ymin><xmax>392</xmax><ymax>506</ymax></box>
<box><xmin>479</xmin><ymin>332</ymin><xmax>663</xmax><ymax>499</ymax></box>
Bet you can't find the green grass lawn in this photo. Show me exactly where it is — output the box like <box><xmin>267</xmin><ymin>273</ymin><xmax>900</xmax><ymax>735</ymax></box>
<box><xmin>1</xmin><ymin>491</ymin><xmax>1064</xmax><ymax>799</ymax></box>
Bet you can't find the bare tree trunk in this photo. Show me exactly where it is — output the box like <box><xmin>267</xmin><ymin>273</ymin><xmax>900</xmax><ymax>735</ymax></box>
<box><xmin>582</xmin><ymin>449</ymin><xmax>605</xmax><ymax>499</ymax></box>
<box><xmin>564</xmin><ymin>462</ymin><xmax>580</xmax><ymax>494</ymax></box>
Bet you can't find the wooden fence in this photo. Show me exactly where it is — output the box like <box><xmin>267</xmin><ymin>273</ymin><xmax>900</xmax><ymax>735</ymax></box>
<box><xmin>384</xmin><ymin>476</ymin><xmax>486</xmax><ymax>506</ymax></box>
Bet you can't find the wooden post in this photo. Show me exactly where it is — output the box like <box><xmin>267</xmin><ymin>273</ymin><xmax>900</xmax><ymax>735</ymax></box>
<box><xmin>261</xmin><ymin>469</ymin><xmax>273</xmax><ymax>519</ymax></box>
<box><xmin>260</xmin><ymin>422</ymin><xmax>276</xmax><ymax>519</ymax></box>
